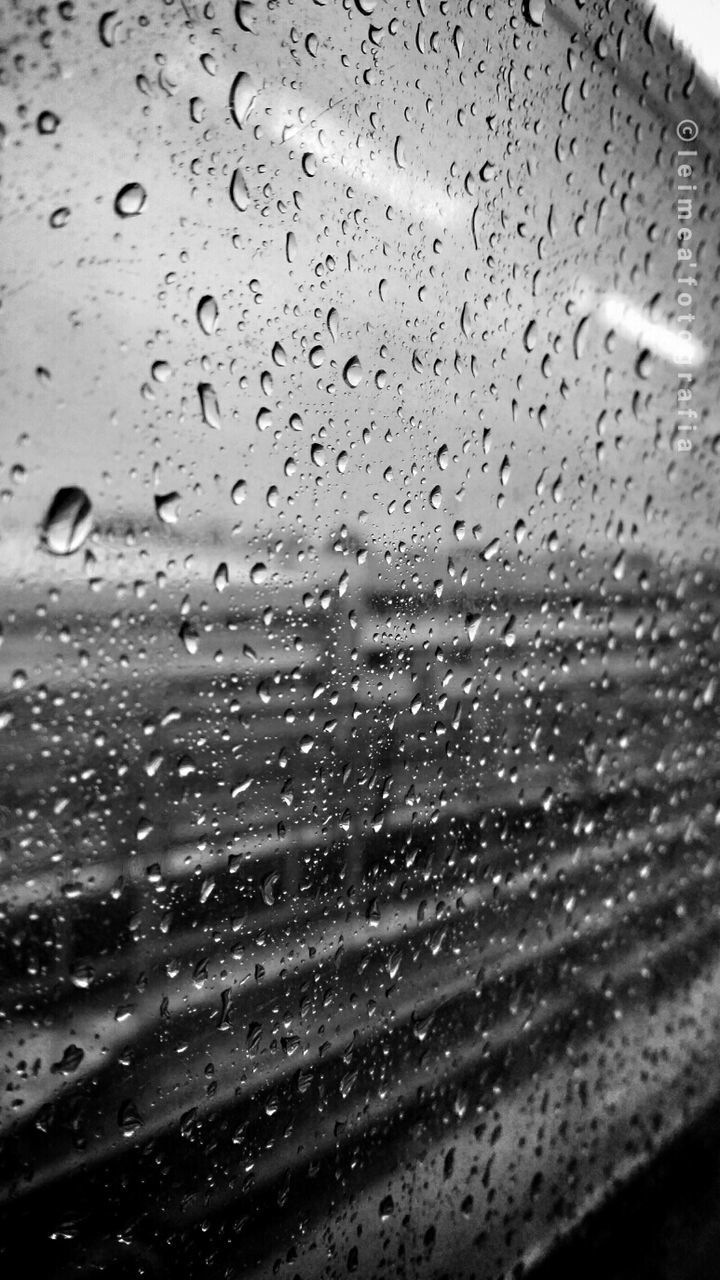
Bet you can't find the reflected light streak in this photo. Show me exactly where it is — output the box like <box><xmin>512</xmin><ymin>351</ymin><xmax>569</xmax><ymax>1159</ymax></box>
<box><xmin>599</xmin><ymin>293</ymin><xmax>706</xmax><ymax>368</ymax></box>
<box><xmin>575</xmin><ymin>279</ymin><xmax>706</xmax><ymax>368</ymax></box>
<box><xmin>269</xmin><ymin>92</ymin><xmax>464</xmax><ymax>229</ymax></box>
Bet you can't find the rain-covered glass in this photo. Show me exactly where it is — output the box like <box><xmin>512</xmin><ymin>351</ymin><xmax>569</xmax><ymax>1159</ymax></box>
<box><xmin>1</xmin><ymin>0</ymin><xmax>720</xmax><ymax>1276</ymax></box>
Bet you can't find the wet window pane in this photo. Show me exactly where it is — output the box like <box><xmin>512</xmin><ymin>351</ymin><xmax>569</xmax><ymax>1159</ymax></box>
<box><xmin>1</xmin><ymin>1</ymin><xmax>719</xmax><ymax>1277</ymax></box>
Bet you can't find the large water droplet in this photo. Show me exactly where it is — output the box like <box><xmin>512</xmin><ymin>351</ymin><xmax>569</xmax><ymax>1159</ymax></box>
<box><xmin>230</xmin><ymin>166</ymin><xmax>250</xmax><ymax>212</ymax></box>
<box><xmin>42</xmin><ymin>487</ymin><xmax>92</xmax><ymax>555</ymax></box>
<box><xmin>523</xmin><ymin>320</ymin><xmax>537</xmax><ymax>352</ymax></box>
<box><xmin>99</xmin><ymin>10</ymin><xmax>121</xmax><ymax>47</ymax></box>
<box><xmin>197</xmin><ymin>294</ymin><xmax>219</xmax><ymax>335</ymax></box>
<box><xmin>114</xmin><ymin>182</ymin><xmax>146</xmax><ymax>217</ymax></box>
<box><xmin>235</xmin><ymin>1</ymin><xmax>256</xmax><ymax>33</ymax></box>
<box><xmin>198</xmin><ymin>382</ymin><xmax>221</xmax><ymax>429</ymax></box>
<box><xmin>522</xmin><ymin>0</ymin><xmax>545</xmax><ymax>26</ymax></box>
<box><xmin>229</xmin><ymin>71</ymin><xmax>257</xmax><ymax>128</ymax></box>
<box><xmin>343</xmin><ymin>356</ymin><xmax>363</xmax><ymax>387</ymax></box>
<box><xmin>155</xmin><ymin>492</ymin><xmax>181</xmax><ymax>524</ymax></box>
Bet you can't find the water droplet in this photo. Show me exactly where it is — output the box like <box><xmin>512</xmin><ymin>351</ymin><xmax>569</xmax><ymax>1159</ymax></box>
<box><xmin>309</xmin><ymin>345</ymin><xmax>325</xmax><ymax>368</ymax></box>
<box><xmin>343</xmin><ymin>356</ymin><xmax>363</xmax><ymax>387</ymax></box>
<box><xmin>230</xmin><ymin>166</ymin><xmax>250</xmax><ymax>212</ymax></box>
<box><xmin>214</xmin><ymin>562</ymin><xmax>229</xmax><ymax>591</ymax></box>
<box><xmin>354</xmin><ymin>0</ymin><xmax>376</xmax><ymax>14</ymax></box>
<box><xmin>114</xmin><ymin>182</ymin><xmax>146</xmax><ymax>217</ymax></box>
<box><xmin>154</xmin><ymin>491</ymin><xmax>181</xmax><ymax>524</ymax></box>
<box><xmin>117</xmin><ymin>1100</ymin><xmax>143</xmax><ymax>1137</ymax></box>
<box><xmin>636</xmin><ymin>349</ymin><xmax>652</xmax><ymax>379</ymax></box>
<box><xmin>466</xmin><ymin>613</ymin><xmax>481</xmax><ymax>642</ymax></box>
<box><xmin>49</xmin><ymin>207</ymin><xmax>70</xmax><ymax>228</ymax></box>
<box><xmin>198</xmin><ymin>382</ymin><xmax>221</xmax><ymax>429</ymax></box>
<box><xmin>437</xmin><ymin>445</ymin><xmax>449</xmax><ymax>470</ymax></box>
<box><xmin>286</xmin><ymin>231</ymin><xmax>297</xmax><ymax>263</ymax></box>
<box><xmin>523</xmin><ymin>320</ymin><xmax>537</xmax><ymax>352</ymax></box>
<box><xmin>573</xmin><ymin>316</ymin><xmax>589</xmax><ymax>360</ymax></box>
<box><xmin>151</xmin><ymin>360</ymin><xmax>171</xmax><ymax>382</ymax></box>
<box><xmin>429</xmin><ymin>485</ymin><xmax>442</xmax><ymax>509</ymax></box>
<box><xmin>250</xmin><ymin>562</ymin><xmax>267</xmax><ymax>585</ymax></box>
<box><xmin>229</xmin><ymin>71</ymin><xmax>257</xmax><ymax>128</ymax></box>
<box><xmin>272</xmin><ymin>341</ymin><xmax>287</xmax><ymax>366</ymax></box>
<box><xmin>522</xmin><ymin>0</ymin><xmax>545</xmax><ymax>26</ymax></box>
<box><xmin>179</xmin><ymin>621</ymin><xmax>199</xmax><ymax>655</ymax></box>
<box><xmin>37</xmin><ymin>111</ymin><xmax>60</xmax><ymax>135</ymax></box>
<box><xmin>197</xmin><ymin>294</ymin><xmax>219</xmax><ymax>336</ymax></box>
<box><xmin>327</xmin><ymin>308</ymin><xmax>339</xmax><ymax>341</ymax></box>
<box><xmin>42</xmin><ymin>487</ymin><xmax>92</xmax><ymax>555</ymax></box>
<box><xmin>99</xmin><ymin>10</ymin><xmax>121</xmax><ymax>47</ymax></box>
<box><xmin>231</xmin><ymin>479</ymin><xmax>247</xmax><ymax>504</ymax></box>
<box><xmin>394</xmin><ymin>136</ymin><xmax>407</xmax><ymax>169</ymax></box>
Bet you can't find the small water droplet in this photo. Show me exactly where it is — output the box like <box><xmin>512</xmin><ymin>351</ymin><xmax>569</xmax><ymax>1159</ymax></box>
<box><xmin>179</xmin><ymin>621</ymin><xmax>199</xmax><ymax>655</ymax></box>
<box><xmin>114</xmin><ymin>182</ymin><xmax>146</xmax><ymax>217</ymax></box>
<box><xmin>117</xmin><ymin>1100</ymin><xmax>143</xmax><ymax>1137</ymax></box>
<box><xmin>635</xmin><ymin>349</ymin><xmax>652</xmax><ymax>379</ymax></box>
<box><xmin>250</xmin><ymin>562</ymin><xmax>267</xmax><ymax>585</ymax></box>
<box><xmin>37</xmin><ymin>110</ymin><xmax>60</xmax><ymax>135</ymax></box>
<box><xmin>573</xmin><ymin>316</ymin><xmax>589</xmax><ymax>360</ymax></box>
<box><xmin>49</xmin><ymin>206</ymin><xmax>70</xmax><ymax>228</ymax></box>
<box><xmin>523</xmin><ymin>320</ymin><xmax>537</xmax><ymax>352</ymax></box>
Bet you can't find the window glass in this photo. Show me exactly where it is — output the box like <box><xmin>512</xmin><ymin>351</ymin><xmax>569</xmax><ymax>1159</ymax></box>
<box><xmin>1</xmin><ymin>1</ymin><xmax>719</xmax><ymax>1277</ymax></box>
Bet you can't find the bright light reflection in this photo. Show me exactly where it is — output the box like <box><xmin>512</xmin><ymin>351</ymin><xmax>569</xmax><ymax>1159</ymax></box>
<box><xmin>269</xmin><ymin>93</ymin><xmax>464</xmax><ymax>229</ymax></box>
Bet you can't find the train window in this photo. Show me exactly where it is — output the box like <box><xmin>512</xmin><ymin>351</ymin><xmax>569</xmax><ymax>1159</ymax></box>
<box><xmin>1</xmin><ymin>1</ymin><xmax>719</xmax><ymax>1278</ymax></box>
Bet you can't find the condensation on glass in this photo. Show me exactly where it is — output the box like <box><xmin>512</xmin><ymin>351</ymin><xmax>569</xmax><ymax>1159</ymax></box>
<box><xmin>1</xmin><ymin>1</ymin><xmax>719</xmax><ymax>1277</ymax></box>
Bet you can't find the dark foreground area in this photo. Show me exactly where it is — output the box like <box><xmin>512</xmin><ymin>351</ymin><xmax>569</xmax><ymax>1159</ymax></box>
<box><xmin>529</xmin><ymin>1090</ymin><xmax>720</xmax><ymax>1280</ymax></box>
